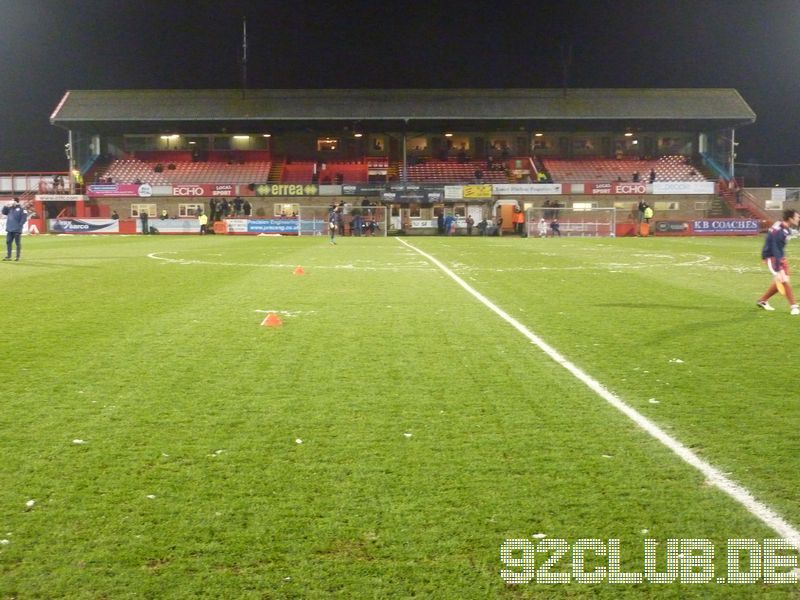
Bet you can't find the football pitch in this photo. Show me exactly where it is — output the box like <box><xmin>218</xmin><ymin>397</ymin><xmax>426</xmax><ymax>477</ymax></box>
<box><xmin>3</xmin><ymin>233</ymin><xmax>800</xmax><ymax>598</ymax></box>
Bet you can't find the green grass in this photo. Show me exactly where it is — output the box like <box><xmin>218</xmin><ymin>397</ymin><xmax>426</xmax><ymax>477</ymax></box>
<box><xmin>2</xmin><ymin>233</ymin><xmax>800</xmax><ymax>598</ymax></box>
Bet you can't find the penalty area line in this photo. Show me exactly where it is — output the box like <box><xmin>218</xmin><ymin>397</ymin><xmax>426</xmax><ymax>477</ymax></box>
<box><xmin>395</xmin><ymin>237</ymin><xmax>800</xmax><ymax>548</ymax></box>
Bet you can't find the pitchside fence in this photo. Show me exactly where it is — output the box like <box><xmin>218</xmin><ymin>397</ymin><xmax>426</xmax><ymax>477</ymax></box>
<box><xmin>526</xmin><ymin>207</ymin><xmax>617</xmax><ymax>237</ymax></box>
<box><xmin>298</xmin><ymin>205</ymin><xmax>388</xmax><ymax>237</ymax></box>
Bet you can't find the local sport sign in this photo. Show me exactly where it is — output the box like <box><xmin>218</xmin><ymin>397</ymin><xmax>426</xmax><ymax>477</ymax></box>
<box><xmin>172</xmin><ymin>184</ymin><xmax>235</xmax><ymax>197</ymax></box>
<box><xmin>692</xmin><ymin>219</ymin><xmax>760</xmax><ymax>235</ymax></box>
<box><xmin>586</xmin><ymin>182</ymin><xmax>648</xmax><ymax>195</ymax></box>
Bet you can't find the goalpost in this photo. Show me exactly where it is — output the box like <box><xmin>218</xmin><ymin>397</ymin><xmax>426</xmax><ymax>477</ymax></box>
<box><xmin>526</xmin><ymin>206</ymin><xmax>617</xmax><ymax>237</ymax></box>
<box><xmin>297</xmin><ymin>205</ymin><xmax>388</xmax><ymax>237</ymax></box>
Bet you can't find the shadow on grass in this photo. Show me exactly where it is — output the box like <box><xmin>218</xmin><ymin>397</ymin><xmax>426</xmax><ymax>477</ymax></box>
<box><xmin>595</xmin><ymin>303</ymin><xmax>709</xmax><ymax>311</ymax></box>
<box><xmin>2</xmin><ymin>259</ymin><xmax>104</xmax><ymax>269</ymax></box>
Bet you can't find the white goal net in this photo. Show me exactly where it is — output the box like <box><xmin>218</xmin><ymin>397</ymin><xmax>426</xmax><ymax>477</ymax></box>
<box><xmin>526</xmin><ymin>206</ymin><xmax>617</xmax><ymax>237</ymax></box>
<box><xmin>297</xmin><ymin>205</ymin><xmax>388</xmax><ymax>237</ymax></box>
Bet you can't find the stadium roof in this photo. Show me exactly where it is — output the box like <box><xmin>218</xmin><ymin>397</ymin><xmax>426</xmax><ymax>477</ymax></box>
<box><xmin>50</xmin><ymin>88</ymin><xmax>755</xmax><ymax>133</ymax></box>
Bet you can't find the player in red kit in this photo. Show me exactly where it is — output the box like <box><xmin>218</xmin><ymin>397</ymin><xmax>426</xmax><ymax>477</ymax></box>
<box><xmin>757</xmin><ymin>208</ymin><xmax>800</xmax><ymax>314</ymax></box>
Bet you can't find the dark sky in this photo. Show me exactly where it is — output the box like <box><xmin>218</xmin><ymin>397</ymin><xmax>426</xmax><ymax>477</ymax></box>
<box><xmin>2</xmin><ymin>0</ymin><xmax>799</xmax><ymax>179</ymax></box>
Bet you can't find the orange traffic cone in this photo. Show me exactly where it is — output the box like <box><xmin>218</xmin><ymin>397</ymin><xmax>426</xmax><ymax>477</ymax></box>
<box><xmin>261</xmin><ymin>313</ymin><xmax>283</xmax><ymax>327</ymax></box>
<box><xmin>293</xmin><ymin>266</ymin><xmax>305</xmax><ymax>275</ymax></box>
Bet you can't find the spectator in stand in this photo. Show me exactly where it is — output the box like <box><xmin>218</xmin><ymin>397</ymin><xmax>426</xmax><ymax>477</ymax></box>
<box><xmin>233</xmin><ymin>196</ymin><xmax>243</xmax><ymax>216</ymax></box>
<box><xmin>477</xmin><ymin>218</ymin><xmax>488</xmax><ymax>236</ymax></box>
<box><xmin>495</xmin><ymin>214</ymin><xmax>504</xmax><ymax>236</ymax></box>
<box><xmin>466</xmin><ymin>215</ymin><xmax>474</xmax><ymax>235</ymax></box>
<box><xmin>632</xmin><ymin>171</ymin><xmax>641</xmax><ymax>182</ymax></box>
<box><xmin>243</xmin><ymin>199</ymin><xmax>252</xmax><ymax>217</ymax></box>
<box><xmin>111</xmin><ymin>210</ymin><xmax>120</xmax><ymax>220</ymax></box>
<box><xmin>437</xmin><ymin>212</ymin><xmax>445</xmax><ymax>235</ymax></box>
<box><xmin>160</xmin><ymin>209</ymin><xmax>168</xmax><ymax>220</ymax></box>
<box><xmin>474</xmin><ymin>169</ymin><xmax>483</xmax><ymax>182</ymax></box>
<box><xmin>139</xmin><ymin>210</ymin><xmax>149</xmax><ymax>235</ymax></box>
<box><xmin>219</xmin><ymin>198</ymin><xmax>230</xmax><ymax>218</ymax></box>
<box><xmin>209</xmin><ymin>199</ymin><xmax>217</xmax><ymax>222</ymax></box>
<box><xmin>649</xmin><ymin>169</ymin><xmax>656</xmax><ymax>183</ymax></box>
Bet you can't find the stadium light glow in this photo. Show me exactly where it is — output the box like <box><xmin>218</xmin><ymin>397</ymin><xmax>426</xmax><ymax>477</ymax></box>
<box><xmin>534</xmin><ymin>132</ymin><xmax>543</xmax><ymax>137</ymax></box>
<box><xmin>444</xmin><ymin>132</ymin><xmax>453</xmax><ymax>137</ymax></box>
<box><xmin>233</xmin><ymin>135</ymin><xmax>250</xmax><ymax>140</ymax></box>
<box><xmin>624</xmin><ymin>132</ymin><xmax>634</xmax><ymax>137</ymax></box>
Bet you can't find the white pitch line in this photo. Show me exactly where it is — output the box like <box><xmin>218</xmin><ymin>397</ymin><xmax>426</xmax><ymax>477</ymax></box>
<box><xmin>147</xmin><ymin>252</ymin><xmax>434</xmax><ymax>271</ymax></box>
<box><xmin>396</xmin><ymin>237</ymin><xmax>800</xmax><ymax>548</ymax></box>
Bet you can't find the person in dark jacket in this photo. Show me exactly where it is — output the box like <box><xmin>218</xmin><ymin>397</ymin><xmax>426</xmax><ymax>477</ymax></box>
<box><xmin>2</xmin><ymin>198</ymin><xmax>27</xmax><ymax>261</ymax></box>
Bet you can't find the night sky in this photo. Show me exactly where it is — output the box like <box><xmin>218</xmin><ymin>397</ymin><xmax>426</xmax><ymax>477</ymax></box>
<box><xmin>1</xmin><ymin>0</ymin><xmax>799</xmax><ymax>183</ymax></box>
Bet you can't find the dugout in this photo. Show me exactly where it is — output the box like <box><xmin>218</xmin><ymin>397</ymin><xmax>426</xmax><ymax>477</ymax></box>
<box><xmin>48</xmin><ymin>88</ymin><xmax>759</xmax><ymax>235</ymax></box>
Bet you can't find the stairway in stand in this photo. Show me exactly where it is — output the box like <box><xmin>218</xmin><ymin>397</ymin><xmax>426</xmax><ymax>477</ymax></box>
<box><xmin>719</xmin><ymin>189</ymin><xmax>770</xmax><ymax>224</ymax></box>
<box><xmin>268</xmin><ymin>160</ymin><xmax>284</xmax><ymax>183</ymax></box>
